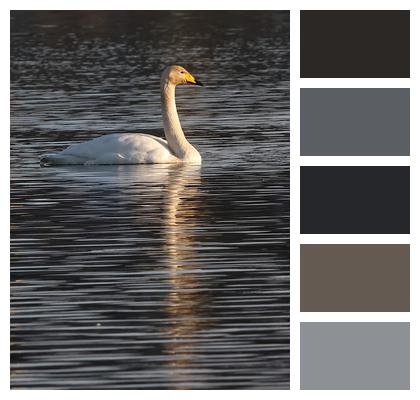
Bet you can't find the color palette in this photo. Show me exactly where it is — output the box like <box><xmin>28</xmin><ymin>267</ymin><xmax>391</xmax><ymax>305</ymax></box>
<box><xmin>300</xmin><ymin>10</ymin><xmax>410</xmax><ymax>78</ymax></box>
<box><xmin>299</xmin><ymin>9</ymin><xmax>410</xmax><ymax>390</ymax></box>
<box><xmin>300</xmin><ymin>244</ymin><xmax>410</xmax><ymax>312</ymax></box>
<box><xmin>300</xmin><ymin>89</ymin><xmax>410</xmax><ymax>156</ymax></box>
<box><xmin>300</xmin><ymin>323</ymin><xmax>410</xmax><ymax>389</ymax></box>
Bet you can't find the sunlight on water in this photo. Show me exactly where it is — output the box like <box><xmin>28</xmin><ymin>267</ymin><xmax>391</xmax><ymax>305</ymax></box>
<box><xmin>11</xmin><ymin>11</ymin><xmax>290</xmax><ymax>389</ymax></box>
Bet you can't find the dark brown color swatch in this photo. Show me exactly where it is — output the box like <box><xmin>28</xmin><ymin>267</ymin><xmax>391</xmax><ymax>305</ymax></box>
<box><xmin>301</xmin><ymin>244</ymin><xmax>410</xmax><ymax>312</ymax></box>
<box><xmin>300</xmin><ymin>10</ymin><xmax>410</xmax><ymax>78</ymax></box>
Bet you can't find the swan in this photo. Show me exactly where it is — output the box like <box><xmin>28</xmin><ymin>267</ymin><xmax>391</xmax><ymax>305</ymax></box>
<box><xmin>40</xmin><ymin>65</ymin><xmax>203</xmax><ymax>166</ymax></box>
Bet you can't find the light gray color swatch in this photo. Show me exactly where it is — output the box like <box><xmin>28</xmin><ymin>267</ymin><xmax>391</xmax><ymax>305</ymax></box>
<box><xmin>300</xmin><ymin>88</ymin><xmax>410</xmax><ymax>156</ymax></box>
<box><xmin>300</xmin><ymin>322</ymin><xmax>410</xmax><ymax>389</ymax></box>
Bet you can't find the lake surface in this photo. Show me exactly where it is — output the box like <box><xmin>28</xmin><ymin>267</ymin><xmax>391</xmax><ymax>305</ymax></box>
<box><xmin>10</xmin><ymin>11</ymin><xmax>290</xmax><ymax>389</ymax></box>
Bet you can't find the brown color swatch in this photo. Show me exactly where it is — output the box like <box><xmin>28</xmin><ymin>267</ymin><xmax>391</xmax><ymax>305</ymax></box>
<box><xmin>300</xmin><ymin>10</ymin><xmax>410</xmax><ymax>78</ymax></box>
<box><xmin>300</xmin><ymin>244</ymin><xmax>410</xmax><ymax>312</ymax></box>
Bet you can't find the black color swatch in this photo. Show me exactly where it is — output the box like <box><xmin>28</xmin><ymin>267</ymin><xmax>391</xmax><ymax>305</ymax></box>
<box><xmin>300</xmin><ymin>167</ymin><xmax>410</xmax><ymax>234</ymax></box>
<box><xmin>300</xmin><ymin>10</ymin><xmax>410</xmax><ymax>78</ymax></box>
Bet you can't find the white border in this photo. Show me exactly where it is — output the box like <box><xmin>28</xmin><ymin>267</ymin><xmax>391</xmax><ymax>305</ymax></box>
<box><xmin>289</xmin><ymin>8</ymin><xmax>300</xmax><ymax>392</ymax></box>
<box><xmin>3</xmin><ymin>0</ymin><xmax>420</xmax><ymax>398</ymax></box>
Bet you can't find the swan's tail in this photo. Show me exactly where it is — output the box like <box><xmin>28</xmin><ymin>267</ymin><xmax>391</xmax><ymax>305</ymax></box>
<box><xmin>40</xmin><ymin>153</ymin><xmax>83</xmax><ymax>166</ymax></box>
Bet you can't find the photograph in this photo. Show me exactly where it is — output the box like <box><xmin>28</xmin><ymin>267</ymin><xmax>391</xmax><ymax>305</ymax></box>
<box><xmin>10</xmin><ymin>10</ymin><xmax>290</xmax><ymax>389</ymax></box>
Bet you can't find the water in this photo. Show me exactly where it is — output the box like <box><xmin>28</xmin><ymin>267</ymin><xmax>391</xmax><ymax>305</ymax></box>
<box><xmin>10</xmin><ymin>11</ymin><xmax>290</xmax><ymax>389</ymax></box>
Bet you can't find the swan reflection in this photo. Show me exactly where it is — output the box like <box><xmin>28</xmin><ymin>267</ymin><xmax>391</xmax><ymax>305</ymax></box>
<box><xmin>35</xmin><ymin>164</ymin><xmax>215</xmax><ymax>388</ymax></box>
<box><xmin>162</xmin><ymin>165</ymin><xmax>214</xmax><ymax>389</ymax></box>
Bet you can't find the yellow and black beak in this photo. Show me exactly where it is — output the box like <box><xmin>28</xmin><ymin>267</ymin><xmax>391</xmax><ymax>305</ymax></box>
<box><xmin>185</xmin><ymin>72</ymin><xmax>204</xmax><ymax>86</ymax></box>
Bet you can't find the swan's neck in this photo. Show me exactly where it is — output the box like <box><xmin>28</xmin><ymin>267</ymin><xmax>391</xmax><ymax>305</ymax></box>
<box><xmin>161</xmin><ymin>81</ymin><xmax>191</xmax><ymax>158</ymax></box>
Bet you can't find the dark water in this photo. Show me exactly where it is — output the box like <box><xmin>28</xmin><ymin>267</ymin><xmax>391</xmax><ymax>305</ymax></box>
<box><xmin>10</xmin><ymin>11</ymin><xmax>290</xmax><ymax>389</ymax></box>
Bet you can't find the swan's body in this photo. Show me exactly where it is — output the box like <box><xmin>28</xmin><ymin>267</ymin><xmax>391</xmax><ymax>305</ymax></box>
<box><xmin>40</xmin><ymin>65</ymin><xmax>203</xmax><ymax>166</ymax></box>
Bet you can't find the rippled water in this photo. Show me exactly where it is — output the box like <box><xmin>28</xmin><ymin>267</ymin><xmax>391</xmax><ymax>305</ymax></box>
<box><xmin>10</xmin><ymin>11</ymin><xmax>290</xmax><ymax>389</ymax></box>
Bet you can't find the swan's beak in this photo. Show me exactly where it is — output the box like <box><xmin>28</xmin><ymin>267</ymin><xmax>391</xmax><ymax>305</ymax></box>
<box><xmin>186</xmin><ymin>73</ymin><xmax>204</xmax><ymax>86</ymax></box>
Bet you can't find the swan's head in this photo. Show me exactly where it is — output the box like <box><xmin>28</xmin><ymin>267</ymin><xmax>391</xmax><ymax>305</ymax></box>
<box><xmin>163</xmin><ymin>65</ymin><xmax>203</xmax><ymax>87</ymax></box>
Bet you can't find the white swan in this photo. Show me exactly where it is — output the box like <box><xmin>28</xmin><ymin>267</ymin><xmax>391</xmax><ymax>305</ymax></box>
<box><xmin>40</xmin><ymin>65</ymin><xmax>203</xmax><ymax>166</ymax></box>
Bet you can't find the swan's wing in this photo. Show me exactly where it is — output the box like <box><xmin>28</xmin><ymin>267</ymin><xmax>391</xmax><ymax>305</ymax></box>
<box><xmin>46</xmin><ymin>133</ymin><xmax>177</xmax><ymax>165</ymax></box>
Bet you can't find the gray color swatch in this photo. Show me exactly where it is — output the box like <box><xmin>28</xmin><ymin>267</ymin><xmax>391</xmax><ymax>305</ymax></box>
<box><xmin>300</xmin><ymin>244</ymin><xmax>410</xmax><ymax>312</ymax></box>
<box><xmin>301</xmin><ymin>322</ymin><xmax>410</xmax><ymax>389</ymax></box>
<box><xmin>300</xmin><ymin>88</ymin><xmax>410</xmax><ymax>156</ymax></box>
